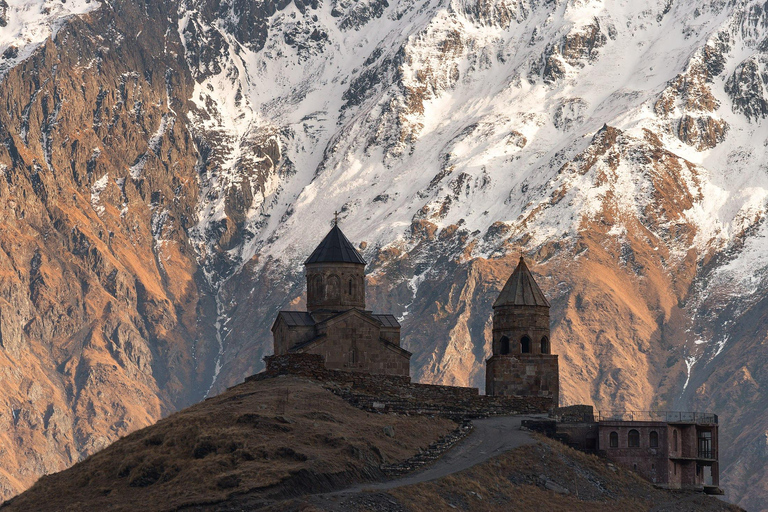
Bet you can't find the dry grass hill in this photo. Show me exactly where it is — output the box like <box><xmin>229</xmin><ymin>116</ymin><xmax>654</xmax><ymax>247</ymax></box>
<box><xmin>0</xmin><ymin>374</ymin><xmax>743</xmax><ymax>512</ymax></box>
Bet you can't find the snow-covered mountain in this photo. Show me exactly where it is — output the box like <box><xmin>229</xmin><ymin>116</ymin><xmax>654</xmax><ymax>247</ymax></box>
<box><xmin>1</xmin><ymin>0</ymin><xmax>768</xmax><ymax>508</ymax></box>
<box><xmin>0</xmin><ymin>0</ymin><xmax>100</xmax><ymax>77</ymax></box>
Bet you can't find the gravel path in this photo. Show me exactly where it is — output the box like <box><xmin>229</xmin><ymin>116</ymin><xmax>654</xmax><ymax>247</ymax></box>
<box><xmin>307</xmin><ymin>414</ymin><xmax>543</xmax><ymax>508</ymax></box>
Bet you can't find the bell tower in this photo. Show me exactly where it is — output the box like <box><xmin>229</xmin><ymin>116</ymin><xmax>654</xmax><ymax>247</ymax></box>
<box><xmin>486</xmin><ymin>256</ymin><xmax>559</xmax><ymax>405</ymax></box>
<box><xmin>304</xmin><ymin>220</ymin><xmax>366</xmax><ymax>318</ymax></box>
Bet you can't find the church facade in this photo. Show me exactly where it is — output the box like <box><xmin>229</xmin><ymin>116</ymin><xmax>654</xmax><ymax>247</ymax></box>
<box><xmin>271</xmin><ymin>224</ymin><xmax>412</xmax><ymax>377</ymax></box>
<box><xmin>485</xmin><ymin>256</ymin><xmax>559</xmax><ymax>404</ymax></box>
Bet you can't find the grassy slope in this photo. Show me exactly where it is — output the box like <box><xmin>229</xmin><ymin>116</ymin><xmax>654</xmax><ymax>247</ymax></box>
<box><xmin>289</xmin><ymin>436</ymin><xmax>743</xmax><ymax>512</ymax></box>
<box><xmin>1</xmin><ymin>374</ymin><xmax>744</xmax><ymax>512</ymax></box>
<box><xmin>0</xmin><ymin>376</ymin><xmax>455</xmax><ymax>511</ymax></box>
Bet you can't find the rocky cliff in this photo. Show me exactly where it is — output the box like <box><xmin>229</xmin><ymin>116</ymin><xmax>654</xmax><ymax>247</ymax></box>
<box><xmin>1</xmin><ymin>0</ymin><xmax>768</xmax><ymax>509</ymax></box>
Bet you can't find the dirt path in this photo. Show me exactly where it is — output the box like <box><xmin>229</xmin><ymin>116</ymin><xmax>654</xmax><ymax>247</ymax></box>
<box><xmin>305</xmin><ymin>414</ymin><xmax>542</xmax><ymax>508</ymax></box>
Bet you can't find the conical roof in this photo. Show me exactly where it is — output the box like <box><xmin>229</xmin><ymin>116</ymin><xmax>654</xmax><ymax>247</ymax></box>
<box><xmin>305</xmin><ymin>224</ymin><xmax>366</xmax><ymax>265</ymax></box>
<box><xmin>493</xmin><ymin>256</ymin><xmax>550</xmax><ymax>308</ymax></box>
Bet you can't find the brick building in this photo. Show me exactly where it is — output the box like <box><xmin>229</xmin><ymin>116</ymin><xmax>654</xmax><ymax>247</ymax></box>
<box><xmin>271</xmin><ymin>223</ymin><xmax>411</xmax><ymax>376</ymax></box>
<box><xmin>598</xmin><ymin>412</ymin><xmax>720</xmax><ymax>493</ymax></box>
<box><xmin>526</xmin><ymin>407</ymin><xmax>722</xmax><ymax>494</ymax></box>
<box><xmin>486</xmin><ymin>256</ymin><xmax>559</xmax><ymax>405</ymax></box>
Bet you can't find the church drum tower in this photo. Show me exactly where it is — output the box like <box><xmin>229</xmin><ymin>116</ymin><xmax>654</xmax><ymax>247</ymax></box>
<box><xmin>485</xmin><ymin>256</ymin><xmax>559</xmax><ymax>405</ymax></box>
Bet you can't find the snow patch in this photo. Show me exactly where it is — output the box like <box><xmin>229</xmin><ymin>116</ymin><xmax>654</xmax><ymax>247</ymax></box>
<box><xmin>90</xmin><ymin>173</ymin><xmax>108</xmax><ymax>216</ymax></box>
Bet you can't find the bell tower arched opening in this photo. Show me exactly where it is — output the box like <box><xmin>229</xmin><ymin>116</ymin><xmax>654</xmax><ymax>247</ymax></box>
<box><xmin>500</xmin><ymin>336</ymin><xmax>510</xmax><ymax>355</ymax></box>
<box><xmin>521</xmin><ymin>336</ymin><xmax>531</xmax><ymax>354</ymax></box>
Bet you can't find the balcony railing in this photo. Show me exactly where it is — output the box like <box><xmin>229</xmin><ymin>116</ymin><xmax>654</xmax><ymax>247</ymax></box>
<box><xmin>596</xmin><ymin>411</ymin><xmax>718</xmax><ymax>424</ymax></box>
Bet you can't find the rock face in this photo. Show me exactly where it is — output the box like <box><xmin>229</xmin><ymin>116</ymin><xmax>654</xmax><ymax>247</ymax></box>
<box><xmin>0</xmin><ymin>0</ymin><xmax>219</xmax><ymax>499</ymax></box>
<box><xmin>2</xmin><ymin>0</ymin><xmax>768</xmax><ymax>510</ymax></box>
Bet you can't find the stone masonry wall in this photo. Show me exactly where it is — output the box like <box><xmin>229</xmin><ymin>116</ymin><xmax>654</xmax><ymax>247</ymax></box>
<box><xmin>301</xmin><ymin>315</ymin><xmax>409</xmax><ymax>377</ymax></box>
<box><xmin>251</xmin><ymin>354</ymin><xmax>553</xmax><ymax>419</ymax></box>
<box><xmin>273</xmin><ymin>321</ymin><xmax>315</xmax><ymax>355</ymax></box>
<box><xmin>493</xmin><ymin>306</ymin><xmax>550</xmax><ymax>355</ymax></box>
<box><xmin>486</xmin><ymin>354</ymin><xmax>559</xmax><ymax>405</ymax></box>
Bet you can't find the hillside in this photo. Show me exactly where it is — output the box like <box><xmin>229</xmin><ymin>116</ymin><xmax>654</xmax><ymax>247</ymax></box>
<box><xmin>0</xmin><ymin>375</ymin><xmax>742</xmax><ymax>512</ymax></box>
<box><xmin>0</xmin><ymin>0</ymin><xmax>768</xmax><ymax>509</ymax></box>
<box><xmin>0</xmin><ymin>376</ymin><xmax>455</xmax><ymax>511</ymax></box>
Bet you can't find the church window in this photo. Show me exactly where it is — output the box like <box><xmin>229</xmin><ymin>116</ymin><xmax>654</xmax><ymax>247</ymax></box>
<box><xmin>349</xmin><ymin>348</ymin><xmax>357</xmax><ymax>364</ymax></box>
<box><xmin>650</xmin><ymin>431</ymin><xmax>659</xmax><ymax>448</ymax></box>
<box><xmin>327</xmin><ymin>274</ymin><xmax>340</xmax><ymax>300</ymax></box>
<box><xmin>313</xmin><ymin>275</ymin><xmax>324</xmax><ymax>300</ymax></box>
<box><xmin>500</xmin><ymin>336</ymin><xmax>510</xmax><ymax>355</ymax></box>
<box><xmin>673</xmin><ymin>430</ymin><xmax>678</xmax><ymax>451</ymax></box>
<box><xmin>521</xmin><ymin>336</ymin><xmax>531</xmax><ymax>353</ymax></box>
<box><xmin>609</xmin><ymin>431</ymin><xmax>618</xmax><ymax>448</ymax></box>
<box><xmin>540</xmin><ymin>336</ymin><xmax>550</xmax><ymax>354</ymax></box>
<box><xmin>349</xmin><ymin>278</ymin><xmax>353</xmax><ymax>296</ymax></box>
<box><xmin>628</xmin><ymin>429</ymin><xmax>640</xmax><ymax>447</ymax></box>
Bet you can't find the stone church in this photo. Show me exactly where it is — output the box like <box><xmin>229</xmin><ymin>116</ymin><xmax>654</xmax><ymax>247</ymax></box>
<box><xmin>485</xmin><ymin>256</ymin><xmax>559</xmax><ymax>404</ymax></box>
<box><xmin>271</xmin><ymin>223</ymin><xmax>412</xmax><ymax>376</ymax></box>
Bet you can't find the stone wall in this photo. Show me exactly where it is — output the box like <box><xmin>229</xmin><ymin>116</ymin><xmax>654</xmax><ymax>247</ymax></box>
<box><xmin>522</xmin><ymin>418</ymin><xmax>598</xmax><ymax>452</ymax></box>
<box><xmin>552</xmin><ymin>405</ymin><xmax>595</xmax><ymax>423</ymax></box>
<box><xmin>253</xmin><ymin>354</ymin><xmax>553</xmax><ymax>419</ymax></box>
<box><xmin>306</xmin><ymin>262</ymin><xmax>366</xmax><ymax>313</ymax></box>
<box><xmin>486</xmin><ymin>354</ymin><xmax>559</xmax><ymax>405</ymax></box>
<box><xmin>300</xmin><ymin>312</ymin><xmax>409</xmax><ymax>377</ymax></box>
<box><xmin>272</xmin><ymin>321</ymin><xmax>315</xmax><ymax>355</ymax></box>
<box><xmin>492</xmin><ymin>305</ymin><xmax>550</xmax><ymax>355</ymax></box>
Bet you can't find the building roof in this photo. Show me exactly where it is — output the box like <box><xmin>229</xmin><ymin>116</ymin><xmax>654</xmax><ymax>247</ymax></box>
<box><xmin>305</xmin><ymin>224</ymin><xmax>366</xmax><ymax>265</ymax></box>
<box><xmin>289</xmin><ymin>334</ymin><xmax>326</xmax><ymax>352</ymax></box>
<box><xmin>493</xmin><ymin>256</ymin><xmax>550</xmax><ymax>308</ymax></box>
<box><xmin>372</xmin><ymin>314</ymin><xmax>400</xmax><ymax>328</ymax></box>
<box><xmin>275</xmin><ymin>311</ymin><xmax>316</xmax><ymax>327</ymax></box>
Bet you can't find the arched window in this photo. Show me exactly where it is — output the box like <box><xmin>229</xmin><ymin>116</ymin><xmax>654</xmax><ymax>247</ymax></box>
<box><xmin>650</xmin><ymin>431</ymin><xmax>659</xmax><ymax>448</ymax></box>
<box><xmin>673</xmin><ymin>430</ymin><xmax>678</xmax><ymax>452</ymax></box>
<box><xmin>521</xmin><ymin>336</ymin><xmax>531</xmax><ymax>353</ymax></box>
<box><xmin>500</xmin><ymin>336</ymin><xmax>510</xmax><ymax>355</ymax></box>
<box><xmin>349</xmin><ymin>278</ymin><xmax>353</xmax><ymax>296</ymax></box>
<box><xmin>327</xmin><ymin>274</ymin><xmax>340</xmax><ymax>300</ymax></box>
<box><xmin>540</xmin><ymin>336</ymin><xmax>550</xmax><ymax>354</ymax></box>
<box><xmin>609</xmin><ymin>431</ymin><xmax>618</xmax><ymax>448</ymax></box>
<box><xmin>628</xmin><ymin>429</ymin><xmax>640</xmax><ymax>448</ymax></box>
<box><xmin>312</xmin><ymin>275</ymin><xmax>324</xmax><ymax>300</ymax></box>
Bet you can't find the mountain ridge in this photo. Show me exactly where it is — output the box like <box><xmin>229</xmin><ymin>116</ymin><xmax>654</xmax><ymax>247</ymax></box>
<box><xmin>1</xmin><ymin>0</ymin><xmax>768</xmax><ymax>509</ymax></box>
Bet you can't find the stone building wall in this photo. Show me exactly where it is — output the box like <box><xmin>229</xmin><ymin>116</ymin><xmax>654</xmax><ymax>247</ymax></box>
<box><xmin>306</xmin><ymin>262</ymin><xmax>365</xmax><ymax>313</ymax></box>
<box><xmin>272</xmin><ymin>321</ymin><xmax>315</xmax><ymax>355</ymax></box>
<box><xmin>492</xmin><ymin>306</ymin><xmax>550</xmax><ymax>355</ymax></box>
<box><xmin>297</xmin><ymin>313</ymin><xmax>409</xmax><ymax>376</ymax></box>
<box><xmin>253</xmin><ymin>353</ymin><xmax>553</xmax><ymax>419</ymax></box>
<box><xmin>380</xmin><ymin>327</ymin><xmax>399</xmax><ymax>345</ymax></box>
<box><xmin>486</xmin><ymin>354</ymin><xmax>559</xmax><ymax>405</ymax></box>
